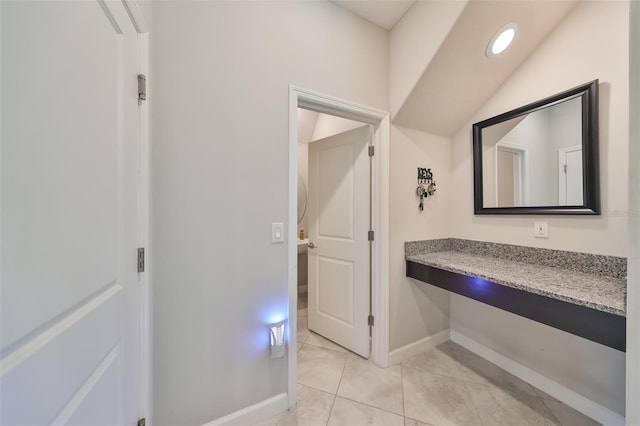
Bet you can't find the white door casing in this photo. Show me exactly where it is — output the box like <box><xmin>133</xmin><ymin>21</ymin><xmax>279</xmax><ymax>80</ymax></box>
<box><xmin>307</xmin><ymin>126</ymin><xmax>370</xmax><ymax>358</ymax></box>
<box><xmin>1</xmin><ymin>1</ymin><xmax>145</xmax><ymax>424</ymax></box>
<box><xmin>558</xmin><ymin>146</ymin><xmax>583</xmax><ymax>205</ymax></box>
<box><xmin>288</xmin><ymin>86</ymin><xmax>390</xmax><ymax>411</ymax></box>
<box><xmin>495</xmin><ymin>142</ymin><xmax>528</xmax><ymax>207</ymax></box>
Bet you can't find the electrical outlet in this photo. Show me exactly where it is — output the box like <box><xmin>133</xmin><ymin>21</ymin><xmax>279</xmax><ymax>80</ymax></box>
<box><xmin>534</xmin><ymin>221</ymin><xmax>548</xmax><ymax>238</ymax></box>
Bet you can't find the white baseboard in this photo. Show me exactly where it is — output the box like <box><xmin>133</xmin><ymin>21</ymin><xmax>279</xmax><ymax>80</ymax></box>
<box><xmin>203</xmin><ymin>392</ymin><xmax>288</xmax><ymax>426</ymax></box>
<box><xmin>388</xmin><ymin>329</ymin><xmax>450</xmax><ymax>366</ymax></box>
<box><xmin>449</xmin><ymin>330</ymin><xmax>625</xmax><ymax>426</ymax></box>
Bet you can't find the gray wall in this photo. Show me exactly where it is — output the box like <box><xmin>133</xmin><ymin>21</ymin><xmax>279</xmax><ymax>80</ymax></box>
<box><xmin>389</xmin><ymin>125</ymin><xmax>451</xmax><ymax>351</ymax></box>
<box><xmin>150</xmin><ymin>2</ymin><xmax>388</xmax><ymax>424</ymax></box>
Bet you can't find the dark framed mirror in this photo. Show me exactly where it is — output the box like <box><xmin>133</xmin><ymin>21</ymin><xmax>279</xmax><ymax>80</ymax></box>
<box><xmin>473</xmin><ymin>80</ymin><xmax>600</xmax><ymax>215</ymax></box>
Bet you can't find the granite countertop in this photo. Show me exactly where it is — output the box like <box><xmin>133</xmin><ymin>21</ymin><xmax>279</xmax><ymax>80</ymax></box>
<box><xmin>406</xmin><ymin>240</ymin><xmax>626</xmax><ymax>317</ymax></box>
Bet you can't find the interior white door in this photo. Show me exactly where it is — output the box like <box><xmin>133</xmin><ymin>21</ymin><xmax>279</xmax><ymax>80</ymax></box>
<box><xmin>558</xmin><ymin>146</ymin><xmax>583</xmax><ymax>205</ymax></box>
<box><xmin>307</xmin><ymin>125</ymin><xmax>370</xmax><ymax>358</ymax></box>
<box><xmin>1</xmin><ymin>1</ymin><xmax>142</xmax><ymax>424</ymax></box>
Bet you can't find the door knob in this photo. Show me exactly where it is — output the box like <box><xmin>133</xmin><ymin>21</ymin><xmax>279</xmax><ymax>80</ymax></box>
<box><xmin>307</xmin><ymin>242</ymin><xmax>316</xmax><ymax>249</ymax></box>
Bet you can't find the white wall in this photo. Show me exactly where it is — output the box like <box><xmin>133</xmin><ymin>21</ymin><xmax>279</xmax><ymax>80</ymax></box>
<box><xmin>389</xmin><ymin>0</ymin><xmax>466</xmax><ymax>118</ymax></box>
<box><xmin>448</xmin><ymin>0</ymin><xmax>629</xmax><ymax>415</ymax></box>
<box><xmin>389</xmin><ymin>125</ymin><xmax>451</xmax><ymax>351</ymax></box>
<box><xmin>450</xmin><ymin>297</ymin><xmax>626</xmax><ymax>415</ymax></box>
<box><xmin>311</xmin><ymin>113</ymin><xmax>363</xmax><ymax>142</ymax></box>
<box><xmin>150</xmin><ymin>2</ymin><xmax>388</xmax><ymax>424</ymax></box>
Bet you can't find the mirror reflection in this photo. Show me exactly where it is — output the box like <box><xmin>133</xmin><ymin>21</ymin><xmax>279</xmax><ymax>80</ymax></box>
<box><xmin>482</xmin><ymin>96</ymin><xmax>583</xmax><ymax>208</ymax></box>
<box><xmin>473</xmin><ymin>80</ymin><xmax>599</xmax><ymax>215</ymax></box>
<box><xmin>297</xmin><ymin>174</ymin><xmax>307</xmax><ymax>224</ymax></box>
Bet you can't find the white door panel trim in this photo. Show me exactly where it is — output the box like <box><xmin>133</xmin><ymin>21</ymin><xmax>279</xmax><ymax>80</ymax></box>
<box><xmin>122</xmin><ymin>0</ymin><xmax>148</xmax><ymax>33</ymax></box>
<box><xmin>0</xmin><ymin>283</ymin><xmax>122</xmax><ymax>376</ymax></box>
<box><xmin>97</xmin><ymin>0</ymin><xmax>124</xmax><ymax>34</ymax></box>
<box><xmin>50</xmin><ymin>343</ymin><xmax>122</xmax><ymax>425</ymax></box>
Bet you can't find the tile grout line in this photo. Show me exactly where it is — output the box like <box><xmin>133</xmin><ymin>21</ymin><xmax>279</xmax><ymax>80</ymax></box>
<box><xmin>400</xmin><ymin>362</ymin><xmax>406</xmax><ymax>419</ymax></box>
<box><xmin>325</xmin><ymin>394</ymin><xmax>337</xmax><ymax>426</ymax></box>
<box><xmin>538</xmin><ymin>395</ymin><xmax>567</xmax><ymax>426</ymax></box>
<box><xmin>325</xmin><ymin>352</ymin><xmax>350</xmax><ymax>426</ymax></box>
<box><xmin>459</xmin><ymin>377</ymin><xmax>486</xmax><ymax>425</ymax></box>
<box><xmin>336</xmin><ymin>393</ymin><xmax>405</xmax><ymax>419</ymax></box>
<box><xmin>331</xmin><ymin>356</ymin><xmax>406</xmax><ymax>420</ymax></box>
<box><xmin>402</xmin><ymin>357</ymin><xmax>542</xmax><ymax>400</ymax></box>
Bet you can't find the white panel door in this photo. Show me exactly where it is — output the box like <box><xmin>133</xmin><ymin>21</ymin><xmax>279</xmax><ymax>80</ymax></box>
<box><xmin>1</xmin><ymin>1</ymin><xmax>142</xmax><ymax>424</ymax></box>
<box><xmin>307</xmin><ymin>126</ymin><xmax>370</xmax><ymax>358</ymax></box>
<box><xmin>559</xmin><ymin>146</ymin><xmax>583</xmax><ymax>205</ymax></box>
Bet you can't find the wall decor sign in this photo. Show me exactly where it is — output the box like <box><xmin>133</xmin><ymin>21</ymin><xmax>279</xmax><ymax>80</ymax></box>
<box><xmin>417</xmin><ymin>167</ymin><xmax>436</xmax><ymax>211</ymax></box>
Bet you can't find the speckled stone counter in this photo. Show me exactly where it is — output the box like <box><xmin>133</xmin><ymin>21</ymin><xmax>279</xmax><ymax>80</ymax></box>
<box><xmin>405</xmin><ymin>238</ymin><xmax>626</xmax><ymax>280</ymax></box>
<box><xmin>405</xmin><ymin>239</ymin><xmax>627</xmax><ymax>351</ymax></box>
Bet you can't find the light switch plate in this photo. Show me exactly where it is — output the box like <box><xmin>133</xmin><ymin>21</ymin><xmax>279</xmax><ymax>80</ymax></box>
<box><xmin>534</xmin><ymin>221</ymin><xmax>548</xmax><ymax>238</ymax></box>
<box><xmin>272</xmin><ymin>222</ymin><xmax>284</xmax><ymax>243</ymax></box>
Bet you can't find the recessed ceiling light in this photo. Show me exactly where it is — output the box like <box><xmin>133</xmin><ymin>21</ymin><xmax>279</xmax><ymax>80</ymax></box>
<box><xmin>487</xmin><ymin>23</ymin><xmax>517</xmax><ymax>58</ymax></box>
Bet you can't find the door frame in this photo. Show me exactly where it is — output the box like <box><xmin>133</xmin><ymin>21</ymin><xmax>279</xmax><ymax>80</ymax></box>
<box><xmin>557</xmin><ymin>145</ymin><xmax>582</xmax><ymax>205</ymax></box>
<box><xmin>121</xmin><ymin>0</ymin><xmax>152</xmax><ymax>422</ymax></box>
<box><xmin>495</xmin><ymin>141</ymin><xmax>528</xmax><ymax>206</ymax></box>
<box><xmin>287</xmin><ymin>86</ymin><xmax>390</xmax><ymax>408</ymax></box>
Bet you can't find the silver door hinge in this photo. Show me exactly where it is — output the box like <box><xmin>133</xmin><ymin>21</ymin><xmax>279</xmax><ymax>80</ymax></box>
<box><xmin>137</xmin><ymin>248</ymin><xmax>145</xmax><ymax>273</ymax></box>
<box><xmin>138</xmin><ymin>418</ymin><xmax>146</xmax><ymax>426</ymax></box>
<box><xmin>368</xmin><ymin>315</ymin><xmax>374</xmax><ymax>326</ymax></box>
<box><xmin>368</xmin><ymin>146</ymin><xmax>374</xmax><ymax>157</ymax></box>
<box><xmin>138</xmin><ymin>74</ymin><xmax>147</xmax><ymax>101</ymax></box>
<box><xmin>368</xmin><ymin>230</ymin><xmax>374</xmax><ymax>241</ymax></box>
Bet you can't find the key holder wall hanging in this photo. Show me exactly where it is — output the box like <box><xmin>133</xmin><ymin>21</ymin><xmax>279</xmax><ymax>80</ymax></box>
<box><xmin>417</xmin><ymin>167</ymin><xmax>436</xmax><ymax>211</ymax></box>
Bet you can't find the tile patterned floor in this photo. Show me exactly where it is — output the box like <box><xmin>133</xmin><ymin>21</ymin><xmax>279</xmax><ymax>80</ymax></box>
<box><xmin>260</xmin><ymin>300</ymin><xmax>600</xmax><ymax>426</ymax></box>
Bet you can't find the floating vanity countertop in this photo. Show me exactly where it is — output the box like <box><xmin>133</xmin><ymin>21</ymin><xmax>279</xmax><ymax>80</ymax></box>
<box><xmin>406</xmin><ymin>251</ymin><xmax>626</xmax><ymax>316</ymax></box>
<box><xmin>405</xmin><ymin>239</ymin><xmax>627</xmax><ymax>351</ymax></box>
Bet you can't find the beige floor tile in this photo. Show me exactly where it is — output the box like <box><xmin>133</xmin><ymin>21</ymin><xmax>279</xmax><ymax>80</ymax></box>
<box><xmin>305</xmin><ymin>332</ymin><xmax>349</xmax><ymax>353</ymax></box>
<box><xmin>297</xmin><ymin>344</ymin><xmax>348</xmax><ymax>394</ymax></box>
<box><xmin>298</xmin><ymin>310</ymin><xmax>308</xmax><ymax>332</ymax></box>
<box><xmin>542</xmin><ymin>398</ymin><xmax>601</xmax><ymax>426</ymax></box>
<box><xmin>291</xmin><ymin>307</ymin><xmax>599</xmax><ymax>426</ymax></box>
<box><xmin>403</xmin><ymin>367</ymin><xmax>481</xmax><ymax>426</ymax></box>
<box><xmin>337</xmin><ymin>354</ymin><xmax>404</xmax><ymax>415</ymax></box>
<box><xmin>327</xmin><ymin>397</ymin><xmax>404</xmax><ymax>426</ymax></box>
<box><xmin>401</xmin><ymin>345</ymin><xmax>464</xmax><ymax>380</ymax></box>
<box><xmin>439</xmin><ymin>341</ymin><xmax>538</xmax><ymax>397</ymax></box>
<box><xmin>259</xmin><ymin>384</ymin><xmax>334</xmax><ymax>426</ymax></box>
<box><xmin>466</xmin><ymin>381</ymin><xmax>560</xmax><ymax>426</ymax></box>
<box><xmin>297</xmin><ymin>308</ymin><xmax>309</xmax><ymax>343</ymax></box>
<box><xmin>404</xmin><ymin>418</ymin><xmax>433</xmax><ymax>426</ymax></box>
<box><xmin>297</xmin><ymin>328</ymin><xmax>310</xmax><ymax>343</ymax></box>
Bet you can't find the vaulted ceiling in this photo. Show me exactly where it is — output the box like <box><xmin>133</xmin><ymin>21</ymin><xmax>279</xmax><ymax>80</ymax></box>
<box><xmin>331</xmin><ymin>0</ymin><xmax>579</xmax><ymax>137</ymax></box>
